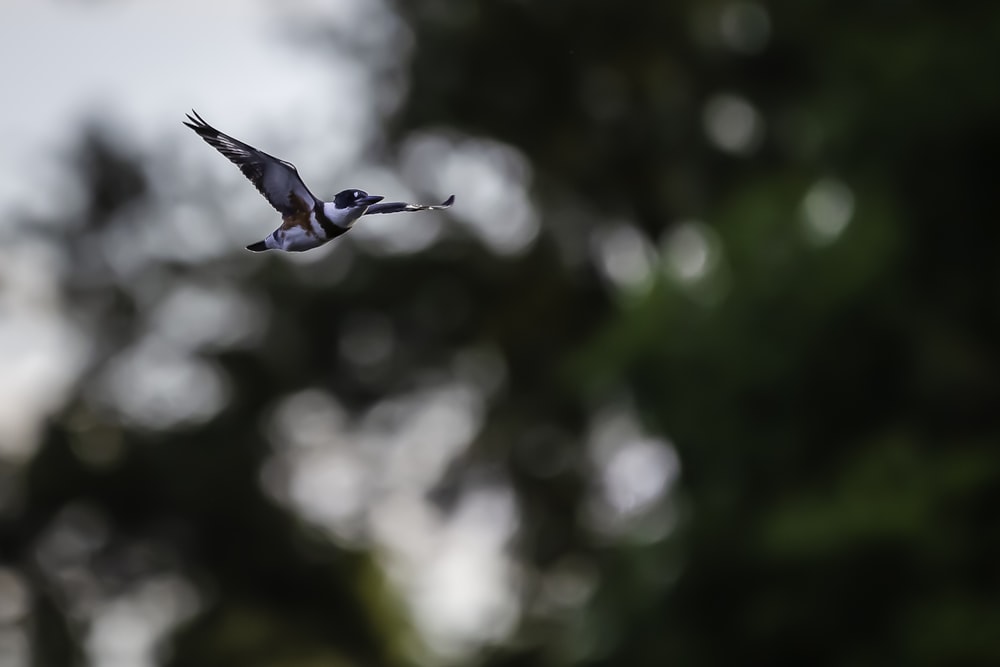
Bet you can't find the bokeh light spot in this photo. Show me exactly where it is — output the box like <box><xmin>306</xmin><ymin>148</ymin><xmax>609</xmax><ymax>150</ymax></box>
<box><xmin>591</xmin><ymin>222</ymin><xmax>657</xmax><ymax>294</ymax></box>
<box><xmin>661</xmin><ymin>220</ymin><xmax>720</xmax><ymax>284</ymax></box>
<box><xmin>401</xmin><ymin>132</ymin><xmax>539</xmax><ymax>255</ymax></box>
<box><xmin>0</xmin><ymin>569</ymin><xmax>29</xmax><ymax>624</ymax></box>
<box><xmin>85</xmin><ymin>575</ymin><xmax>200</xmax><ymax>667</ymax></box>
<box><xmin>96</xmin><ymin>339</ymin><xmax>230</xmax><ymax>431</ymax></box>
<box><xmin>150</xmin><ymin>282</ymin><xmax>267</xmax><ymax>351</ymax></box>
<box><xmin>584</xmin><ymin>402</ymin><xmax>681</xmax><ymax>540</ymax></box>
<box><xmin>703</xmin><ymin>93</ymin><xmax>764</xmax><ymax>155</ymax></box>
<box><xmin>0</xmin><ymin>626</ymin><xmax>29</xmax><ymax>667</ymax></box>
<box><xmin>801</xmin><ymin>178</ymin><xmax>855</xmax><ymax>245</ymax></box>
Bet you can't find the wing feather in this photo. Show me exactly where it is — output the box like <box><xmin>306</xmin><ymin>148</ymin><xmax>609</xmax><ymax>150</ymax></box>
<box><xmin>184</xmin><ymin>110</ymin><xmax>316</xmax><ymax>216</ymax></box>
<box><xmin>364</xmin><ymin>195</ymin><xmax>455</xmax><ymax>216</ymax></box>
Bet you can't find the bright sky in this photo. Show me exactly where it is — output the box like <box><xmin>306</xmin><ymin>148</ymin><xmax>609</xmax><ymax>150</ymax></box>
<box><xmin>0</xmin><ymin>0</ymin><xmax>369</xmax><ymax>215</ymax></box>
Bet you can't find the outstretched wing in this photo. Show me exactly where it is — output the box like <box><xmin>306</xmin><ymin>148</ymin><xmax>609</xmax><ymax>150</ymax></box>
<box><xmin>364</xmin><ymin>195</ymin><xmax>455</xmax><ymax>215</ymax></box>
<box><xmin>184</xmin><ymin>110</ymin><xmax>316</xmax><ymax>217</ymax></box>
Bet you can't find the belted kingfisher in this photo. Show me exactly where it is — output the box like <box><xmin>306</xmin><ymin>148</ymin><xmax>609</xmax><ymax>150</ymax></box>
<box><xmin>184</xmin><ymin>111</ymin><xmax>454</xmax><ymax>252</ymax></box>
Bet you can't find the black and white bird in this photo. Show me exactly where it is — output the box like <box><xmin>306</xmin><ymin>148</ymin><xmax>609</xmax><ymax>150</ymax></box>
<box><xmin>184</xmin><ymin>110</ymin><xmax>454</xmax><ymax>252</ymax></box>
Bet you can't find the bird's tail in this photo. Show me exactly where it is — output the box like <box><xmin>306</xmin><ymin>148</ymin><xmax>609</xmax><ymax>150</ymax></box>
<box><xmin>246</xmin><ymin>240</ymin><xmax>268</xmax><ymax>252</ymax></box>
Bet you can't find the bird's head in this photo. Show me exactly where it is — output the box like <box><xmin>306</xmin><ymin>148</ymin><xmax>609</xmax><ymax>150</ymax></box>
<box><xmin>334</xmin><ymin>189</ymin><xmax>384</xmax><ymax>211</ymax></box>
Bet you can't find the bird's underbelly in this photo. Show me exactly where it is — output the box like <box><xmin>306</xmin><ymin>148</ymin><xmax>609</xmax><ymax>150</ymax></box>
<box><xmin>278</xmin><ymin>225</ymin><xmax>327</xmax><ymax>251</ymax></box>
<box><xmin>277</xmin><ymin>210</ymin><xmax>330</xmax><ymax>251</ymax></box>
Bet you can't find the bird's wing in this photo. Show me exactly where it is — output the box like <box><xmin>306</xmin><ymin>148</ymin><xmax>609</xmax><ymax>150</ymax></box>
<box><xmin>364</xmin><ymin>195</ymin><xmax>456</xmax><ymax>215</ymax></box>
<box><xmin>184</xmin><ymin>110</ymin><xmax>316</xmax><ymax>217</ymax></box>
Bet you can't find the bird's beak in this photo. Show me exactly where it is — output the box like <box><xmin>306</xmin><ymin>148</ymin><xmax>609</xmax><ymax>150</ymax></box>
<box><xmin>359</xmin><ymin>195</ymin><xmax>384</xmax><ymax>206</ymax></box>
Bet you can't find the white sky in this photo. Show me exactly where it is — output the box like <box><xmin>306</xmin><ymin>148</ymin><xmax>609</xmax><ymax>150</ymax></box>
<box><xmin>0</xmin><ymin>0</ymin><xmax>367</xmax><ymax>214</ymax></box>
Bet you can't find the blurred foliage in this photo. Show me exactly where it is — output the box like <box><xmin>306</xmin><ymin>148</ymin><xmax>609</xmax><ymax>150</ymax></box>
<box><xmin>2</xmin><ymin>1</ymin><xmax>1000</xmax><ymax>666</ymax></box>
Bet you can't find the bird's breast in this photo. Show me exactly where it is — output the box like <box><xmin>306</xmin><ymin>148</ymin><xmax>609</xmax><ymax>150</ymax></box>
<box><xmin>276</xmin><ymin>210</ymin><xmax>351</xmax><ymax>251</ymax></box>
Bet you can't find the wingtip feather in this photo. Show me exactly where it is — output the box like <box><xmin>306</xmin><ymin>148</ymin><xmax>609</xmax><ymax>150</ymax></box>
<box><xmin>184</xmin><ymin>110</ymin><xmax>212</xmax><ymax>132</ymax></box>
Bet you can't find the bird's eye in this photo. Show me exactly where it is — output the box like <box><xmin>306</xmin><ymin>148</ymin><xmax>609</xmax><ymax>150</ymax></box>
<box><xmin>354</xmin><ymin>191</ymin><xmax>360</xmax><ymax>198</ymax></box>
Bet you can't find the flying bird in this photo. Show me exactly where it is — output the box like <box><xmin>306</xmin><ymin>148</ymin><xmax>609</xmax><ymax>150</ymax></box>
<box><xmin>183</xmin><ymin>110</ymin><xmax>454</xmax><ymax>252</ymax></box>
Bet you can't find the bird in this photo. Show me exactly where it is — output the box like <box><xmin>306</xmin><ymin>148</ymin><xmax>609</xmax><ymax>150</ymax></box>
<box><xmin>183</xmin><ymin>110</ymin><xmax>455</xmax><ymax>252</ymax></box>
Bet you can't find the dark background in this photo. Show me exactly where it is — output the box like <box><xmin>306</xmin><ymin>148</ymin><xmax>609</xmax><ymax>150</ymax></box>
<box><xmin>2</xmin><ymin>1</ymin><xmax>999</xmax><ymax>665</ymax></box>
